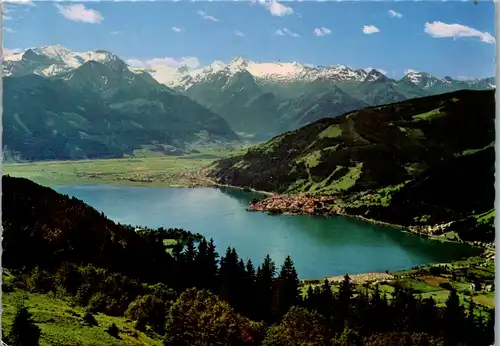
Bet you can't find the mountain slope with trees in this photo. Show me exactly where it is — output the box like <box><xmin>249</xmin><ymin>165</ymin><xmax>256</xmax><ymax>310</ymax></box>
<box><xmin>1</xmin><ymin>176</ymin><xmax>495</xmax><ymax>345</ymax></box>
<box><xmin>3</xmin><ymin>61</ymin><xmax>238</xmax><ymax>161</ymax></box>
<box><xmin>183</xmin><ymin>67</ymin><xmax>494</xmax><ymax>137</ymax></box>
<box><xmin>209</xmin><ymin>89</ymin><xmax>495</xmax><ymax>243</ymax></box>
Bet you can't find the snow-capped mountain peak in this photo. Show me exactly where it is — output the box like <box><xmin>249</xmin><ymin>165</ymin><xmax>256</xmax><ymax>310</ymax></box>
<box><xmin>403</xmin><ymin>71</ymin><xmax>446</xmax><ymax>88</ymax></box>
<box><xmin>2</xmin><ymin>44</ymin><xmax>125</xmax><ymax>77</ymax></box>
<box><xmin>404</xmin><ymin>71</ymin><xmax>423</xmax><ymax>84</ymax></box>
<box><xmin>363</xmin><ymin>68</ymin><xmax>386</xmax><ymax>82</ymax></box>
<box><xmin>3</xmin><ymin>45</ymin><xmax>494</xmax><ymax>93</ymax></box>
<box><xmin>226</xmin><ymin>56</ymin><xmax>251</xmax><ymax>74</ymax></box>
<box><xmin>34</xmin><ymin>44</ymin><xmax>72</xmax><ymax>59</ymax></box>
<box><xmin>229</xmin><ymin>56</ymin><xmax>247</xmax><ymax>66</ymax></box>
<box><xmin>208</xmin><ymin>60</ymin><xmax>226</xmax><ymax>71</ymax></box>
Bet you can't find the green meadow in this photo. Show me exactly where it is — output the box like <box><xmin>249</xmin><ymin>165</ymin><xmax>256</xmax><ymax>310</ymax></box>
<box><xmin>3</xmin><ymin>147</ymin><xmax>245</xmax><ymax>188</ymax></box>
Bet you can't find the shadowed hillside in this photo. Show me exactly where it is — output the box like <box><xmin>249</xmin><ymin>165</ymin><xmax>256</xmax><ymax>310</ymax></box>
<box><xmin>209</xmin><ymin>90</ymin><xmax>495</xmax><ymax>242</ymax></box>
<box><xmin>1</xmin><ymin>175</ymin><xmax>189</xmax><ymax>285</ymax></box>
<box><xmin>3</xmin><ymin>62</ymin><xmax>238</xmax><ymax>161</ymax></box>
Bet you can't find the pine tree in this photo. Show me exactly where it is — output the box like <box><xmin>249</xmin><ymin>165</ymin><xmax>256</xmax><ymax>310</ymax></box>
<box><xmin>336</xmin><ymin>274</ymin><xmax>353</xmax><ymax>331</ymax></box>
<box><xmin>219</xmin><ymin>247</ymin><xmax>237</xmax><ymax>303</ymax></box>
<box><xmin>234</xmin><ymin>258</ymin><xmax>248</xmax><ymax>312</ymax></box>
<box><xmin>256</xmin><ymin>254</ymin><xmax>276</xmax><ymax>323</ymax></box>
<box><xmin>304</xmin><ymin>285</ymin><xmax>316</xmax><ymax>310</ymax></box>
<box><xmin>351</xmin><ymin>289</ymin><xmax>370</xmax><ymax>334</ymax></box>
<box><xmin>242</xmin><ymin>259</ymin><xmax>258</xmax><ymax>319</ymax></box>
<box><xmin>206</xmin><ymin>238</ymin><xmax>219</xmax><ymax>290</ymax></box>
<box><xmin>317</xmin><ymin>279</ymin><xmax>334</xmax><ymax>320</ymax></box>
<box><xmin>194</xmin><ymin>238</ymin><xmax>208</xmax><ymax>288</ymax></box>
<box><xmin>246</xmin><ymin>259</ymin><xmax>256</xmax><ymax>279</ymax></box>
<box><xmin>368</xmin><ymin>284</ymin><xmax>389</xmax><ymax>333</ymax></box>
<box><xmin>8</xmin><ymin>299</ymin><xmax>41</xmax><ymax>346</ymax></box>
<box><xmin>417</xmin><ymin>296</ymin><xmax>438</xmax><ymax>334</ymax></box>
<box><xmin>181</xmin><ymin>238</ymin><xmax>198</xmax><ymax>289</ymax></box>
<box><xmin>276</xmin><ymin>255</ymin><xmax>301</xmax><ymax>318</ymax></box>
<box><xmin>443</xmin><ymin>288</ymin><xmax>466</xmax><ymax>342</ymax></box>
<box><xmin>338</xmin><ymin>274</ymin><xmax>353</xmax><ymax>303</ymax></box>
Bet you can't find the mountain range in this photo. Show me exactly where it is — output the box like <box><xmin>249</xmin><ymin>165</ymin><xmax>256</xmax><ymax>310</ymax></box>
<box><xmin>2</xmin><ymin>45</ymin><xmax>495</xmax><ymax>160</ymax></box>
<box><xmin>3</xmin><ymin>46</ymin><xmax>238</xmax><ymax>161</ymax></box>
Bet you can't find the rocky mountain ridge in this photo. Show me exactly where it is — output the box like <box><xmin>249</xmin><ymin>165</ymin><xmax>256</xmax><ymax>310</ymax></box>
<box><xmin>3</xmin><ymin>45</ymin><xmax>494</xmax><ymax>91</ymax></box>
<box><xmin>3</xmin><ymin>44</ymin><xmax>495</xmax><ymax>140</ymax></box>
<box><xmin>3</xmin><ymin>57</ymin><xmax>238</xmax><ymax>161</ymax></box>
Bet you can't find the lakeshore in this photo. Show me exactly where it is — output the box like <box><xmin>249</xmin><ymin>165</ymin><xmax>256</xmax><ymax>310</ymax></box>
<box><xmin>301</xmin><ymin>255</ymin><xmax>495</xmax><ymax>310</ymax></box>
<box><xmin>247</xmin><ymin>192</ymin><xmax>495</xmax><ymax>252</ymax></box>
<box><xmin>4</xmin><ymin>155</ymin><xmax>494</xmax><ymax>252</ymax></box>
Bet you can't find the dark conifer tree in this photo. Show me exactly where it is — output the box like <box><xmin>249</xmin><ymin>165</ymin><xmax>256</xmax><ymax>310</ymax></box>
<box><xmin>206</xmin><ymin>238</ymin><xmax>219</xmax><ymax>290</ymax></box>
<box><xmin>194</xmin><ymin>238</ymin><xmax>208</xmax><ymax>288</ymax></box>
<box><xmin>416</xmin><ymin>296</ymin><xmax>439</xmax><ymax>335</ymax></box>
<box><xmin>304</xmin><ymin>285</ymin><xmax>316</xmax><ymax>311</ymax></box>
<box><xmin>170</xmin><ymin>242</ymin><xmax>184</xmax><ymax>290</ymax></box>
<box><xmin>219</xmin><ymin>247</ymin><xmax>237</xmax><ymax>304</ymax></box>
<box><xmin>443</xmin><ymin>288</ymin><xmax>466</xmax><ymax>342</ymax></box>
<box><xmin>390</xmin><ymin>282</ymin><xmax>411</xmax><ymax>331</ymax></box>
<box><xmin>276</xmin><ymin>255</ymin><xmax>301</xmax><ymax>319</ymax></box>
<box><xmin>256</xmin><ymin>254</ymin><xmax>276</xmax><ymax>323</ymax></box>
<box><xmin>241</xmin><ymin>259</ymin><xmax>258</xmax><ymax>319</ymax></box>
<box><xmin>483</xmin><ymin>308</ymin><xmax>495</xmax><ymax>345</ymax></box>
<box><xmin>351</xmin><ymin>289</ymin><xmax>370</xmax><ymax>335</ymax></box>
<box><xmin>182</xmin><ymin>238</ymin><xmax>198</xmax><ymax>289</ymax></box>
<box><xmin>368</xmin><ymin>284</ymin><xmax>389</xmax><ymax>333</ymax></box>
<box><xmin>336</xmin><ymin>274</ymin><xmax>353</xmax><ymax>332</ymax></box>
<box><xmin>8</xmin><ymin>300</ymin><xmax>41</xmax><ymax>346</ymax></box>
<box><xmin>317</xmin><ymin>279</ymin><xmax>335</xmax><ymax>320</ymax></box>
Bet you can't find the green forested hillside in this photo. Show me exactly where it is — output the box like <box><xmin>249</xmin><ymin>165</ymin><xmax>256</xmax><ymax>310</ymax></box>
<box><xmin>183</xmin><ymin>65</ymin><xmax>494</xmax><ymax>137</ymax></box>
<box><xmin>3</xmin><ymin>61</ymin><xmax>238</xmax><ymax>161</ymax></box>
<box><xmin>209</xmin><ymin>90</ymin><xmax>495</xmax><ymax>242</ymax></box>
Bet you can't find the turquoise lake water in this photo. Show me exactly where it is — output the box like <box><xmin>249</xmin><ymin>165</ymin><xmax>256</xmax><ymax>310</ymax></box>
<box><xmin>55</xmin><ymin>185</ymin><xmax>480</xmax><ymax>279</ymax></box>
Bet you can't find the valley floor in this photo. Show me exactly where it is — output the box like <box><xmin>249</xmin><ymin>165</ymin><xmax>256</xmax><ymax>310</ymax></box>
<box><xmin>2</xmin><ymin>148</ymin><xmax>241</xmax><ymax>188</ymax></box>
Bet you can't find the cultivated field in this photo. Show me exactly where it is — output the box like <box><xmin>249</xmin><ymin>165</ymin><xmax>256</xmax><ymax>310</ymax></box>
<box><xmin>3</xmin><ymin>147</ymin><xmax>245</xmax><ymax>188</ymax></box>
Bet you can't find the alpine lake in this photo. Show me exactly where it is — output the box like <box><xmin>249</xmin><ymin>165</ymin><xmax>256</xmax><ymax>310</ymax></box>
<box><xmin>54</xmin><ymin>184</ymin><xmax>480</xmax><ymax>280</ymax></box>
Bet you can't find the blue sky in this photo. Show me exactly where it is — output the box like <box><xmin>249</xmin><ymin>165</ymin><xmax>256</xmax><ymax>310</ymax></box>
<box><xmin>2</xmin><ymin>0</ymin><xmax>496</xmax><ymax>79</ymax></box>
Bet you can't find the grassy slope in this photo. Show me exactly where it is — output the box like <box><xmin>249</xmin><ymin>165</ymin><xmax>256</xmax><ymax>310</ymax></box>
<box><xmin>2</xmin><ymin>270</ymin><xmax>161</xmax><ymax>346</ymax></box>
<box><xmin>209</xmin><ymin>90</ymin><xmax>495</xmax><ymax>242</ymax></box>
<box><xmin>2</xmin><ymin>291</ymin><xmax>162</xmax><ymax>346</ymax></box>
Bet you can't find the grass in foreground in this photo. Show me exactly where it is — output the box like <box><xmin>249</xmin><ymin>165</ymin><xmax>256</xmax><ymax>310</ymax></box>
<box><xmin>2</xmin><ymin>291</ymin><xmax>162</xmax><ymax>346</ymax></box>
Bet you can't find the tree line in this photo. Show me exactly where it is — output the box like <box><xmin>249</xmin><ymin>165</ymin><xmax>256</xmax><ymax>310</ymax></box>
<box><xmin>6</xmin><ymin>237</ymin><xmax>495</xmax><ymax>346</ymax></box>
